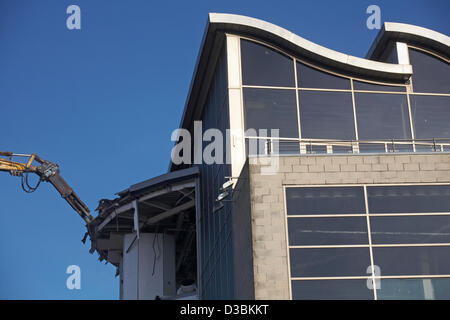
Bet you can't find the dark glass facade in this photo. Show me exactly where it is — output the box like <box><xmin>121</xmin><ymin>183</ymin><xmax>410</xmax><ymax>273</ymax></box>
<box><xmin>286</xmin><ymin>185</ymin><xmax>450</xmax><ymax>300</ymax></box>
<box><xmin>198</xmin><ymin>47</ymin><xmax>234</xmax><ymax>299</ymax></box>
<box><xmin>240</xmin><ymin>39</ymin><xmax>450</xmax><ymax>153</ymax></box>
<box><xmin>197</xmin><ymin>32</ymin><xmax>449</xmax><ymax>300</ymax></box>
<box><xmin>409</xmin><ymin>48</ymin><xmax>450</xmax><ymax>94</ymax></box>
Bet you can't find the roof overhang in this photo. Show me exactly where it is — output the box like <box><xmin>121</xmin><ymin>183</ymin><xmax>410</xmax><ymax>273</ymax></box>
<box><xmin>207</xmin><ymin>13</ymin><xmax>413</xmax><ymax>80</ymax></box>
<box><xmin>367</xmin><ymin>22</ymin><xmax>450</xmax><ymax>61</ymax></box>
<box><xmin>87</xmin><ymin>167</ymin><xmax>199</xmax><ymax>266</ymax></box>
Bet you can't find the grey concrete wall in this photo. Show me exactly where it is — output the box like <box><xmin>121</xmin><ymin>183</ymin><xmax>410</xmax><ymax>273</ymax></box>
<box><xmin>248</xmin><ymin>153</ymin><xmax>450</xmax><ymax>299</ymax></box>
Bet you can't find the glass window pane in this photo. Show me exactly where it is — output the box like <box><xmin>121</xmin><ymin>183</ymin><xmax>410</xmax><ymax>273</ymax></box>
<box><xmin>358</xmin><ymin>142</ymin><xmax>414</xmax><ymax>153</ymax></box>
<box><xmin>286</xmin><ymin>187</ymin><xmax>366</xmax><ymax>215</ymax></box>
<box><xmin>332</xmin><ymin>145</ymin><xmax>353</xmax><ymax>154</ymax></box>
<box><xmin>373</xmin><ymin>246</ymin><xmax>450</xmax><ymax>275</ymax></box>
<box><xmin>355</xmin><ymin>93</ymin><xmax>411</xmax><ymax>140</ymax></box>
<box><xmin>383</xmin><ymin>46</ymin><xmax>399</xmax><ymax>64</ymax></box>
<box><xmin>241</xmin><ymin>39</ymin><xmax>295</xmax><ymax>87</ymax></box>
<box><xmin>290</xmin><ymin>248</ymin><xmax>371</xmax><ymax>277</ymax></box>
<box><xmin>409</xmin><ymin>49</ymin><xmax>450</xmax><ymax>94</ymax></box>
<box><xmin>243</xmin><ymin>88</ymin><xmax>299</xmax><ymax>138</ymax></box>
<box><xmin>370</xmin><ymin>215</ymin><xmax>450</xmax><ymax>244</ymax></box>
<box><xmin>358</xmin><ymin>143</ymin><xmax>386</xmax><ymax>153</ymax></box>
<box><xmin>288</xmin><ymin>217</ymin><xmax>368</xmax><ymax>245</ymax></box>
<box><xmin>410</xmin><ymin>95</ymin><xmax>450</xmax><ymax>139</ymax></box>
<box><xmin>367</xmin><ymin>185</ymin><xmax>450</xmax><ymax>214</ymax></box>
<box><xmin>305</xmin><ymin>144</ymin><xmax>327</xmax><ymax>154</ymax></box>
<box><xmin>278</xmin><ymin>141</ymin><xmax>300</xmax><ymax>155</ymax></box>
<box><xmin>245</xmin><ymin>138</ymin><xmax>269</xmax><ymax>156</ymax></box>
<box><xmin>299</xmin><ymin>91</ymin><xmax>355</xmax><ymax>140</ymax></box>
<box><xmin>387</xmin><ymin>143</ymin><xmax>414</xmax><ymax>153</ymax></box>
<box><xmin>378</xmin><ymin>278</ymin><xmax>450</xmax><ymax>300</ymax></box>
<box><xmin>415</xmin><ymin>142</ymin><xmax>447</xmax><ymax>153</ymax></box>
<box><xmin>297</xmin><ymin>62</ymin><xmax>350</xmax><ymax>89</ymax></box>
<box><xmin>353</xmin><ymin>80</ymin><xmax>406</xmax><ymax>92</ymax></box>
<box><xmin>292</xmin><ymin>279</ymin><xmax>374</xmax><ymax>300</ymax></box>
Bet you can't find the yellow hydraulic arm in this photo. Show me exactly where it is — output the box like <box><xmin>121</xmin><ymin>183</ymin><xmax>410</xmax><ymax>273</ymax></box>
<box><xmin>0</xmin><ymin>151</ymin><xmax>93</xmax><ymax>224</ymax></box>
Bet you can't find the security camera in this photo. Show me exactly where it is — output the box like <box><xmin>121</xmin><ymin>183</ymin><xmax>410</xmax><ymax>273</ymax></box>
<box><xmin>213</xmin><ymin>203</ymin><xmax>224</xmax><ymax>213</ymax></box>
<box><xmin>221</xmin><ymin>179</ymin><xmax>234</xmax><ymax>190</ymax></box>
<box><xmin>216</xmin><ymin>191</ymin><xmax>229</xmax><ymax>202</ymax></box>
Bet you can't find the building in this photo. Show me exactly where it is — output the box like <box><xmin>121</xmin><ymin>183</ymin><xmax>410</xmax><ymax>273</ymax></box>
<box><xmin>86</xmin><ymin>13</ymin><xmax>450</xmax><ymax>300</ymax></box>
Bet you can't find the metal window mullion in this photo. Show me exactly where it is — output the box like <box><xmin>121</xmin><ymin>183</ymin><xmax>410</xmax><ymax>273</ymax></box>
<box><xmin>350</xmin><ymin>79</ymin><xmax>360</xmax><ymax>153</ymax></box>
<box><xmin>287</xmin><ymin>214</ymin><xmax>367</xmax><ymax>218</ymax></box>
<box><xmin>406</xmin><ymin>92</ymin><xmax>417</xmax><ymax>152</ymax></box>
<box><xmin>283</xmin><ymin>186</ymin><xmax>294</xmax><ymax>300</ymax></box>
<box><xmin>289</xmin><ymin>245</ymin><xmax>370</xmax><ymax>249</ymax></box>
<box><xmin>292</xmin><ymin>274</ymin><xmax>450</xmax><ymax>280</ymax></box>
<box><xmin>408</xmin><ymin>92</ymin><xmax>450</xmax><ymax>97</ymax></box>
<box><xmin>291</xmin><ymin>276</ymin><xmax>369</xmax><ymax>280</ymax></box>
<box><xmin>364</xmin><ymin>185</ymin><xmax>377</xmax><ymax>300</ymax></box>
<box><xmin>371</xmin><ymin>243</ymin><xmax>450</xmax><ymax>248</ymax></box>
<box><xmin>293</xmin><ymin>60</ymin><xmax>305</xmax><ymax>155</ymax></box>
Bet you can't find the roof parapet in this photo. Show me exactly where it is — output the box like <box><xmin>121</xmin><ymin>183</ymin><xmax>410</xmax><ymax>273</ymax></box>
<box><xmin>208</xmin><ymin>13</ymin><xmax>413</xmax><ymax>79</ymax></box>
<box><xmin>367</xmin><ymin>22</ymin><xmax>450</xmax><ymax>61</ymax></box>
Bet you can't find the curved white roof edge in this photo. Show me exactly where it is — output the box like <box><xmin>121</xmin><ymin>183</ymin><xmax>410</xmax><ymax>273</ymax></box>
<box><xmin>209</xmin><ymin>13</ymin><xmax>413</xmax><ymax>78</ymax></box>
<box><xmin>386</xmin><ymin>22</ymin><xmax>450</xmax><ymax>47</ymax></box>
<box><xmin>367</xmin><ymin>22</ymin><xmax>450</xmax><ymax>60</ymax></box>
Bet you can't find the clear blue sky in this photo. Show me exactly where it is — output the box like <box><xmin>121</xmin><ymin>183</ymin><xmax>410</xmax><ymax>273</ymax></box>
<box><xmin>0</xmin><ymin>0</ymin><xmax>448</xmax><ymax>300</ymax></box>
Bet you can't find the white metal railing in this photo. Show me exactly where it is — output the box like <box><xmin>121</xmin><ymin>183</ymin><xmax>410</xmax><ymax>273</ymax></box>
<box><xmin>245</xmin><ymin>137</ymin><xmax>450</xmax><ymax>156</ymax></box>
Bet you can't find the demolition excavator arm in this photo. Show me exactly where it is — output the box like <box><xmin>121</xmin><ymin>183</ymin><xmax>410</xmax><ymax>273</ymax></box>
<box><xmin>0</xmin><ymin>151</ymin><xmax>93</xmax><ymax>224</ymax></box>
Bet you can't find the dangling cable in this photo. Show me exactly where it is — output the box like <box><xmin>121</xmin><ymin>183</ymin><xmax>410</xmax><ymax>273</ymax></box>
<box><xmin>21</xmin><ymin>173</ymin><xmax>42</xmax><ymax>193</ymax></box>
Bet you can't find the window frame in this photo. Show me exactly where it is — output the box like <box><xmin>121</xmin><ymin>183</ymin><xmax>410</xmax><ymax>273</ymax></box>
<box><xmin>284</xmin><ymin>183</ymin><xmax>450</xmax><ymax>300</ymax></box>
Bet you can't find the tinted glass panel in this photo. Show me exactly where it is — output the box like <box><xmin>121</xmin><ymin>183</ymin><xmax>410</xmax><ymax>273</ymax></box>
<box><xmin>383</xmin><ymin>46</ymin><xmax>398</xmax><ymax>64</ymax></box>
<box><xmin>299</xmin><ymin>91</ymin><xmax>355</xmax><ymax>140</ymax></box>
<box><xmin>288</xmin><ymin>217</ymin><xmax>368</xmax><ymax>245</ymax></box>
<box><xmin>358</xmin><ymin>143</ymin><xmax>386</xmax><ymax>153</ymax></box>
<box><xmin>415</xmin><ymin>143</ymin><xmax>446</xmax><ymax>153</ymax></box>
<box><xmin>370</xmin><ymin>215</ymin><xmax>450</xmax><ymax>244</ymax></box>
<box><xmin>387</xmin><ymin>143</ymin><xmax>414</xmax><ymax>153</ymax></box>
<box><xmin>353</xmin><ymin>80</ymin><xmax>406</xmax><ymax>92</ymax></box>
<box><xmin>410</xmin><ymin>95</ymin><xmax>450</xmax><ymax>139</ymax></box>
<box><xmin>367</xmin><ymin>185</ymin><xmax>450</xmax><ymax>213</ymax></box>
<box><xmin>292</xmin><ymin>279</ymin><xmax>374</xmax><ymax>300</ymax></box>
<box><xmin>358</xmin><ymin>142</ymin><xmax>414</xmax><ymax>153</ymax></box>
<box><xmin>290</xmin><ymin>248</ymin><xmax>371</xmax><ymax>277</ymax></box>
<box><xmin>333</xmin><ymin>145</ymin><xmax>353</xmax><ymax>154</ymax></box>
<box><xmin>305</xmin><ymin>144</ymin><xmax>327</xmax><ymax>154</ymax></box>
<box><xmin>373</xmin><ymin>246</ymin><xmax>450</xmax><ymax>275</ymax></box>
<box><xmin>409</xmin><ymin>49</ymin><xmax>450</xmax><ymax>94</ymax></box>
<box><xmin>378</xmin><ymin>278</ymin><xmax>450</xmax><ymax>300</ymax></box>
<box><xmin>241</xmin><ymin>39</ymin><xmax>295</xmax><ymax>87</ymax></box>
<box><xmin>297</xmin><ymin>62</ymin><xmax>350</xmax><ymax>89</ymax></box>
<box><xmin>355</xmin><ymin>93</ymin><xmax>411</xmax><ymax>140</ymax></box>
<box><xmin>243</xmin><ymin>88</ymin><xmax>299</xmax><ymax>138</ymax></box>
<box><xmin>286</xmin><ymin>187</ymin><xmax>366</xmax><ymax>215</ymax></box>
<box><xmin>278</xmin><ymin>141</ymin><xmax>300</xmax><ymax>154</ymax></box>
<box><xmin>246</xmin><ymin>138</ymin><xmax>269</xmax><ymax>156</ymax></box>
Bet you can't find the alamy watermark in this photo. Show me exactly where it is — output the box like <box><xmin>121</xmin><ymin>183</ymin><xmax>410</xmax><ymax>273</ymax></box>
<box><xmin>366</xmin><ymin>5</ymin><xmax>381</xmax><ymax>30</ymax></box>
<box><xmin>66</xmin><ymin>265</ymin><xmax>81</xmax><ymax>290</ymax></box>
<box><xmin>170</xmin><ymin>121</ymin><xmax>280</xmax><ymax>174</ymax></box>
<box><xmin>66</xmin><ymin>5</ymin><xmax>81</xmax><ymax>30</ymax></box>
<box><xmin>367</xmin><ymin>265</ymin><xmax>381</xmax><ymax>290</ymax></box>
